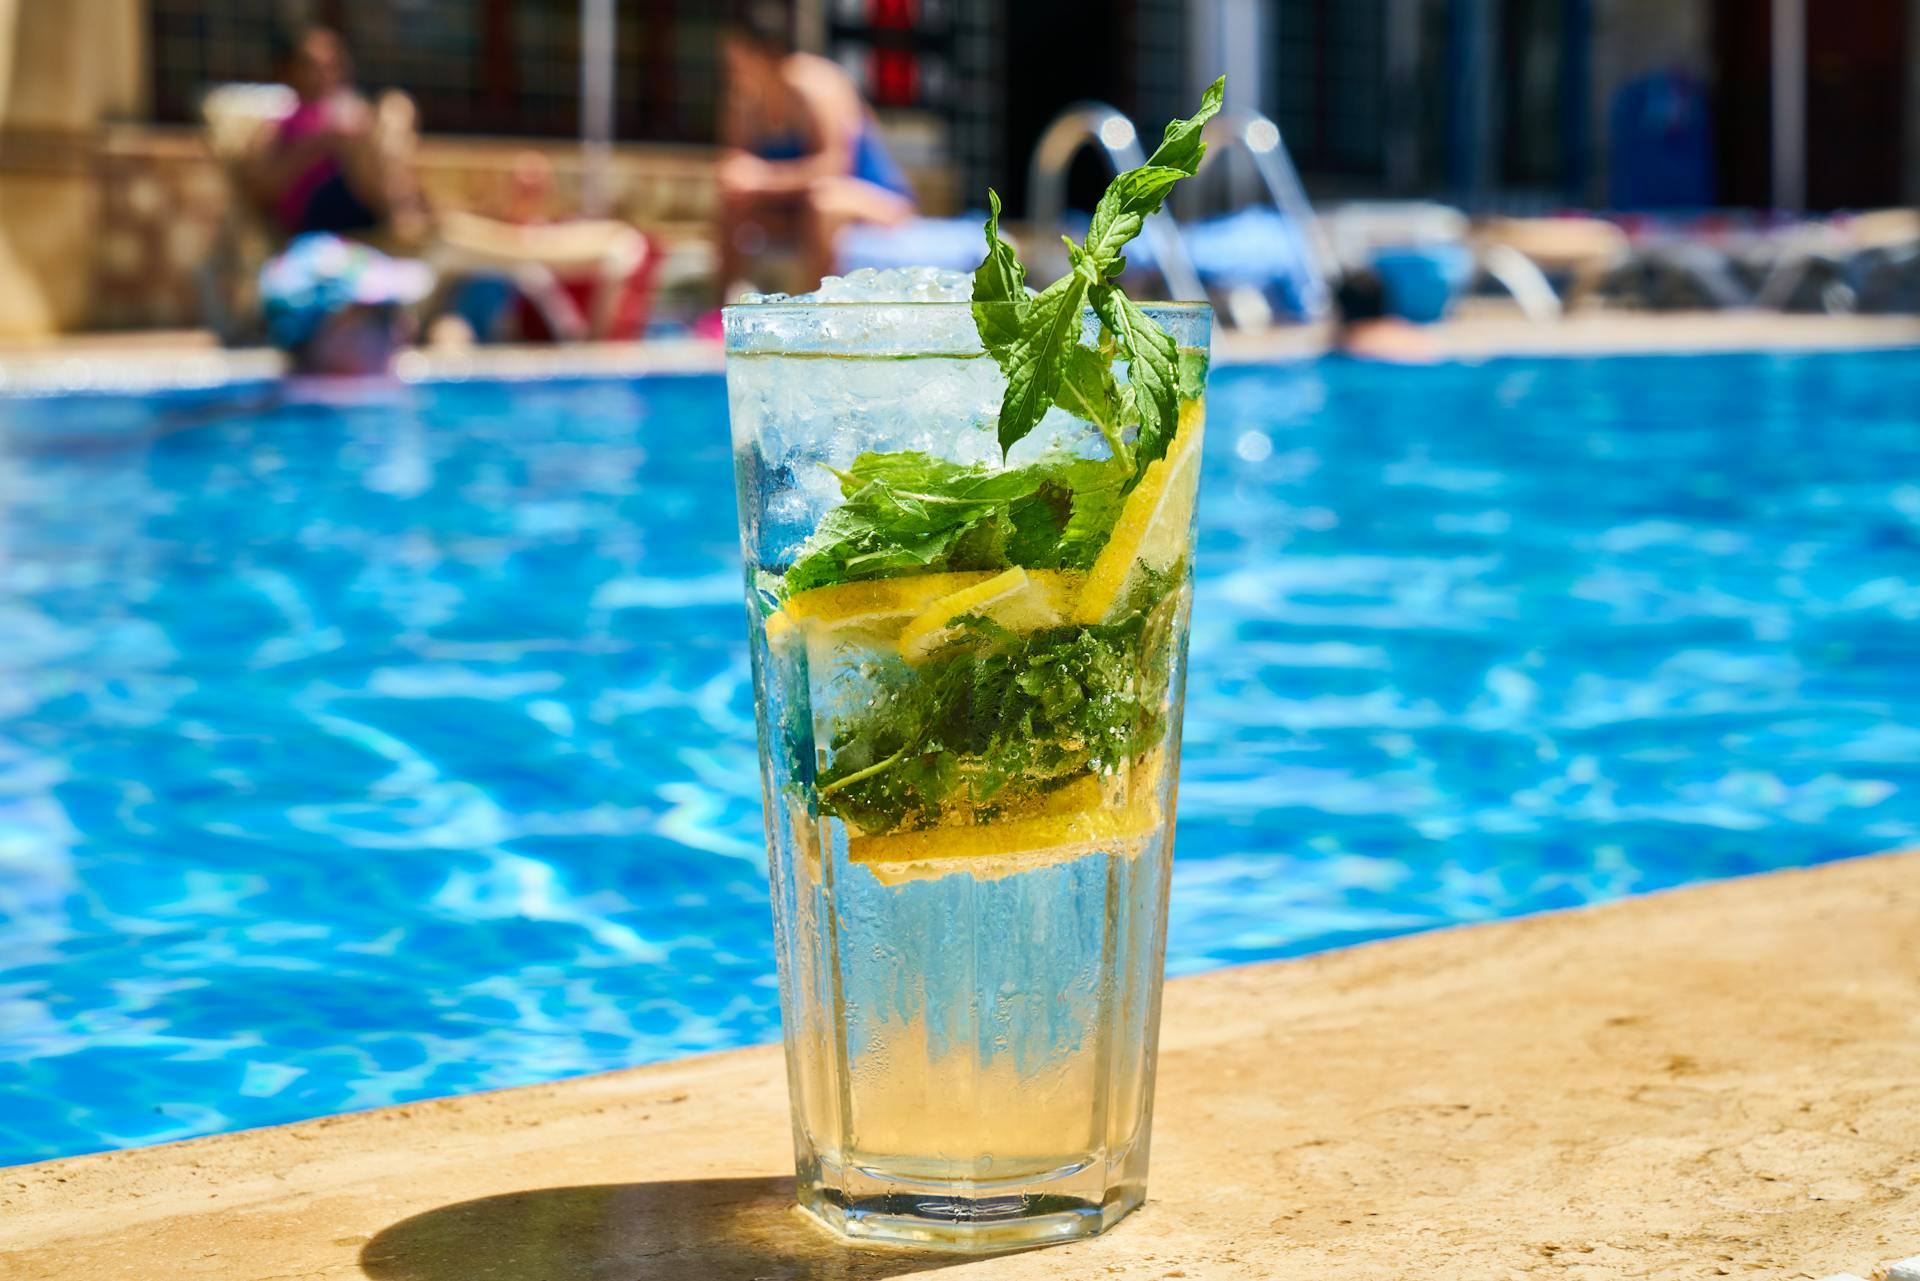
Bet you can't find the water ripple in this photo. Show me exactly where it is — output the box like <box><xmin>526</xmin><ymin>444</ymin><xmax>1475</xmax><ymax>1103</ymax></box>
<box><xmin>1</xmin><ymin>353</ymin><xmax>1917</xmax><ymax>1163</ymax></box>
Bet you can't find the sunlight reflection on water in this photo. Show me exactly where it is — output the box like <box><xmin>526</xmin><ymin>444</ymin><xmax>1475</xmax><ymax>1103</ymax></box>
<box><xmin>1</xmin><ymin>351</ymin><xmax>1917</xmax><ymax>1162</ymax></box>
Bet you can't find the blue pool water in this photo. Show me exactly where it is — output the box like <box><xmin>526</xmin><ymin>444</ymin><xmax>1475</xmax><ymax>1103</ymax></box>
<box><xmin>2</xmin><ymin>351</ymin><xmax>1918</xmax><ymax>1166</ymax></box>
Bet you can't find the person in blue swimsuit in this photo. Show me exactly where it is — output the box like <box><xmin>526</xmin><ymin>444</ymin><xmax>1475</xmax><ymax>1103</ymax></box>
<box><xmin>717</xmin><ymin>5</ymin><xmax>917</xmax><ymax>297</ymax></box>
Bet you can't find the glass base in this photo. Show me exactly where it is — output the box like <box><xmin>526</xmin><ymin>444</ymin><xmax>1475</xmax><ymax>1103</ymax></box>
<box><xmin>798</xmin><ymin>1174</ymin><xmax>1145</xmax><ymax>1253</ymax></box>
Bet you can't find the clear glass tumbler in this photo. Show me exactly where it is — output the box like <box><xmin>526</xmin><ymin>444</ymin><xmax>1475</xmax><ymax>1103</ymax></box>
<box><xmin>724</xmin><ymin>294</ymin><xmax>1210</xmax><ymax>1252</ymax></box>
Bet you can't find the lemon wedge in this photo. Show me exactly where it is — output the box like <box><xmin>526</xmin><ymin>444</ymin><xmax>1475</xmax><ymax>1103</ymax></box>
<box><xmin>766</xmin><ymin>571</ymin><xmax>997</xmax><ymax>645</ymax></box>
<box><xmin>895</xmin><ymin>567</ymin><xmax>1079</xmax><ymax>662</ymax></box>
<box><xmin>1075</xmin><ymin>398</ymin><xmax>1206</xmax><ymax>624</ymax></box>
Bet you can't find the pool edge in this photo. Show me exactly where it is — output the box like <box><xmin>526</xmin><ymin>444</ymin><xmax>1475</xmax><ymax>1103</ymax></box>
<box><xmin>7</xmin><ymin>847</ymin><xmax>1918</xmax><ymax>1279</ymax></box>
<box><xmin>3</xmin><ymin>313</ymin><xmax>1918</xmax><ymax>394</ymax></box>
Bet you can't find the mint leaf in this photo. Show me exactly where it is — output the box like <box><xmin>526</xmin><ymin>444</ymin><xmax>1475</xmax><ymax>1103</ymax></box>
<box><xmin>1003</xmin><ymin>477</ymin><xmax>1074</xmax><ymax>565</ymax></box>
<box><xmin>1055</xmin><ymin>463</ymin><xmax>1130</xmax><ymax>568</ymax></box>
<box><xmin>971</xmin><ymin>189</ymin><xmax>1027</xmax><ymax>359</ymax></box>
<box><xmin>783</xmin><ymin>449</ymin><xmax>1136</xmax><ymax>592</ymax></box>
<box><xmin>784</xmin><ymin>488</ymin><xmax>969</xmax><ymax>594</ymax></box>
<box><xmin>1083</xmin><ymin>77</ymin><xmax>1224</xmax><ymax>275</ymax></box>
<box><xmin>1145</xmin><ymin>76</ymin><xmax>1226</xmax><ymax>172</ymax></box>
<box><xmin>1178</xmin><ymin>348</ymin><xmax>1210</xmax><ymax>401</ymax></box>
<box><xmin>1082</xmin><ymin>166</ymin><xmax>1195</xmax><ymax>272</ymax></box>
<box><xmin>1056</xmin><ymin>344</ymin><xmax>1131</xmax><ymax>469</ymax></box>
<box><xmin>1092</xmin><ymin>285</ymin><xmax>1181</xmax><ymax>466</ymax></box>
<box><xmin>994</xmin><ymin>271</ymin><xmax>1087</xmax><ymax>457</ymax></box>
<box><xmin>829</xmin><ymin>449</ymin><xmax>971</xmax><ymax>497</ymax></box>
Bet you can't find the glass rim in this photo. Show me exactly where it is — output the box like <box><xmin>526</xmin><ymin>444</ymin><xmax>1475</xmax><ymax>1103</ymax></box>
<box><xmin>721</xmin><ymin>299</ymin><xmax>1214</xmax><ymax>317</ymax></box>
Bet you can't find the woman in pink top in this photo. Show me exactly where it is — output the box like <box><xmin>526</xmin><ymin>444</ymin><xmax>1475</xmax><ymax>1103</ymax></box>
<box><xmin>248</xmin><ymin>27</ymin><xmax>394</xmax><ymax>239</ymax></box>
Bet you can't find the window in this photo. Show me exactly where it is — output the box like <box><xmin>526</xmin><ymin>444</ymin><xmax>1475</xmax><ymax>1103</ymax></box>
<box><xmin>148</xmin><ymin>0</ymin><xmax>722</xmax><ymax>143</ymax></box>
<box><xmin>1498</xmin><ymin>0</ymin><xmax>1565</xmax><ymax>189</ymax></box>
<box><xmin>1273</xmin><ymin>0</ymin><xmax>1387</xmax><ymax>178</ymax></box>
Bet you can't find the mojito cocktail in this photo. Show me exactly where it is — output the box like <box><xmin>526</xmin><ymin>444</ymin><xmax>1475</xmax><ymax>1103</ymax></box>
<box><xmin>725</xmin><ymin>82</ymin><xmax>1221</xmax><ymax>1252</ymax></box>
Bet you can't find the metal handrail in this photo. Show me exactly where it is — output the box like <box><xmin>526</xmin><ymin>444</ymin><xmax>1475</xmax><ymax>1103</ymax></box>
<box><xmin>1023</xmin><ymin>103</ymin><xmax>1206</xmax><ymax>302</ymax></box>
<box><xmin>1190</xmin><ymin>109</ymin><xmax>1338</xmax><ymax>320</ymax></box>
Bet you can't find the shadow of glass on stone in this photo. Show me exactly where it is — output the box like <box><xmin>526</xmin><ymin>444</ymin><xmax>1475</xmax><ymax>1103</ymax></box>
<box><xmin>360</xmin><ymin>1177</ymin><xmax>981</xmax><ymax>1281</ymax></box>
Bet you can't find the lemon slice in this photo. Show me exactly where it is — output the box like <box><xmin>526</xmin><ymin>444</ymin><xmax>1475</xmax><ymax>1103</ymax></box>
<box><xmin>895</xmin><ymin>567</ymin><xmax>1079</xmax><ymax>663</ymax></box>
<box><xmin>1075</xmin><ymin>398</ymin><xmax>1206</xmax><ymax>624</ymax></box>
<box><xmin>848</xmin><ymin>753</ymin><xmax>1167</xmax><ymax>886</ymax></box>
<box><xmin>766</xmin><ymin>571</ymin><xmax>997</xmax><ymax>644</ymax></box>
<box><xmin>849</xmin><ymin>790</ymin><xmax>1161</xmax><ymax>884</ymax></box>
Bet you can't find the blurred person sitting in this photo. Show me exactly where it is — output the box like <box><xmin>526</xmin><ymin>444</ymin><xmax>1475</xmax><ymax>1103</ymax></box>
<box><xmin>716</xmin><ymin>3</ymin><xmax>916</xmax><ymax>297</ymax></box>
<box><xmin>1331</xmin><ymin>270</ymin><xmax>1438</xmax><ymax>364</ymax></box>
<box><xmin>498</xmin><ymin>150</ymin><xmax>559</xmax><ymax>228</ymax></box>
<box><xmin>430</xmin><ymin>150</ymin><xmax>654</xmax><ymax>343</ymax></box>
<box><xmin>247</xmin><ymin>25</ymin><xmax>423</xmax><ymax>244</ymax></box>
<box><xmin>434</xmin><ymin>151</ymin><xmax>557</xmax><ymax>343</ymax></box>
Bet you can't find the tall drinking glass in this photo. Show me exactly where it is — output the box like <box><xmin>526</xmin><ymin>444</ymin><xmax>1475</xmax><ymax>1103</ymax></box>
<box><xmin>724</xmin><ymin>289</ymin><xmax>1210</xmax><ymax>1251</ymax></box>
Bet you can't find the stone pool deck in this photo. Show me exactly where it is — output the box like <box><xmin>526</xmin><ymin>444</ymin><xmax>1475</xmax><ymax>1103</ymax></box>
<box><xmin>7</xmin><ymin>852</ymin><xmax>1919</xmax><ymax>1279</ymax></box>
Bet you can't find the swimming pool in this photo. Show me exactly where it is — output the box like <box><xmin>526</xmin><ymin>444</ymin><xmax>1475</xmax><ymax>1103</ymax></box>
<box><xmin>2</xmin><ymin>350</ymin><xmax>1917</xmax><ymax>1166</ymax></box>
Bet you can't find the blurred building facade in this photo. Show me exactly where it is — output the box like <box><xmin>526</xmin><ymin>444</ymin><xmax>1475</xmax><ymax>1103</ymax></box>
<box><xmin>1194</xmin><ymin>0</ymin><xmax>1919</xmax><ymax>213</ymax></box>
<box><xmin>2</xmin><ymin>0</ymin><xmax>1917</xmax><ymax>337</ymax></box>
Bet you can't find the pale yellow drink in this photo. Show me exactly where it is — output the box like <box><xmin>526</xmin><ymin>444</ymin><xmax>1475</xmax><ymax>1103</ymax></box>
<box><xmin>727</xmin><ymin>295</ymin><xmax>1208</xmax><ymax>1251</ymax></box>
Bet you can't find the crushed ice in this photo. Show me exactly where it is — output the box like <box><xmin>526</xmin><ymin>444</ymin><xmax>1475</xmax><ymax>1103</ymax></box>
<box><xmin>741</xmin><ymin>266</ymin><xmax>975</xmax><ymax>305</ymax></box>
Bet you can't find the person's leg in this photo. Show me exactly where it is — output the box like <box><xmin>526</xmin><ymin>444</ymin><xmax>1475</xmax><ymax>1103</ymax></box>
<box><xmin>715</xmin><ymin>188</ymin><xmax>749</xmax><ymax>303</ymax></box>
<box><xmin>371</xmin><ymin>92</ymin><xmax>429</xmax><ymax>245</ymax></box>
<box><xmin>584</xmin><ymin>225</ymin><xmax>648</xmax><ymax>340</ymax></box>
<box><xmin>511</xmin><ymin>264</ymin><xmax>588</xmax><ymax>343</ymax></box>
<box><xmin>299</xmin><ymin>173</ymin><xmax>383</xmax><ymax>235</ymax></box>
<box><xmin>799</xmin><ymin>176</ymin><xmax>914</xmax><ymax>290</ymax></box>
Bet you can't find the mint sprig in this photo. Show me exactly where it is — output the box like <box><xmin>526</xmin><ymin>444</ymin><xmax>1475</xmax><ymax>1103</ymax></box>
<box><xmin>783</xmin><ymin>450</ymin><xmax>1132</xmax><ymax>594</ymax></box>
<box><xmin>974</xmin><ymin>76</ymin><xmax>1224</xmax><ymax>463</ymax></box>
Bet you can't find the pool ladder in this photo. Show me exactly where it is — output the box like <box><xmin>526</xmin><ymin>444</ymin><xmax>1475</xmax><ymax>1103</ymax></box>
<box><xmin>1024</xmin><ymin>103</ymin><xmax>1339</xmax><ymax>325</ymax></box>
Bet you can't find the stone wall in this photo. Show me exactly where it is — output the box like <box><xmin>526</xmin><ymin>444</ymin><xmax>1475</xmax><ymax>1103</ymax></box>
<box><xmin>0</xmin><ymin>0</ymin><xmax>148</xmax><ymax>338</ymax></box>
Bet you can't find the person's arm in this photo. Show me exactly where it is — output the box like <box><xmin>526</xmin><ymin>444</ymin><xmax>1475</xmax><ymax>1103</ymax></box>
<box><xmin>245</xmin><ymin>127</ymin><xmax>334</xmax><ymax>207</ymax></box>
<box><xmin>718</xmin><ymin>72</ymin><xmax>756</xmax><ymax>154</ymax></box>
<box><xmin>717</xmin><ymin>78</ymin><xmax>777</xmax><ymax>197</ymax></box>
<box><xmin>727</xmin><ymin>61</ymin><xmax>859</xmax><ymax>195</ymax></box>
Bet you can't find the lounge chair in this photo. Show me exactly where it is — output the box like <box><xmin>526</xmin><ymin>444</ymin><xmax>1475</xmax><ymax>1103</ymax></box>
<box><xmin>1321</xmin><ymin>202</ymin><xmax>1566</xmax><ymax>323</ymax></box>
<box><xmin>1474</xmin><ymin>216</ymin><xmax>1629</xmax><ymax>312</ymax></box>
<box><xmin>1756</xmin><ymin>208</ymin><xmax>1920</xmax><ymax>314</ymax></box>
<box><xmin>429</xmin><ymin>211</ymin><xmax>655</xmax><ymax>342</ymax></box>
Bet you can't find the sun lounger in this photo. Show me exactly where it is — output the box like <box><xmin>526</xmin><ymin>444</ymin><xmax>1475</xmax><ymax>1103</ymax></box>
<box><xmin>1474</xmin><ymin>216</ymin><xmax>1629</xmax><ymax>311</ymax></box>
<box><xmin>429</xmin><ymin>211</ymin><xmax>654</xmax><ymax>342</ymax></box>
<box><xmin>1757</xmin><ymin>208</ymin><xmax>1920</xmax><ymax>314</ymax></box>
